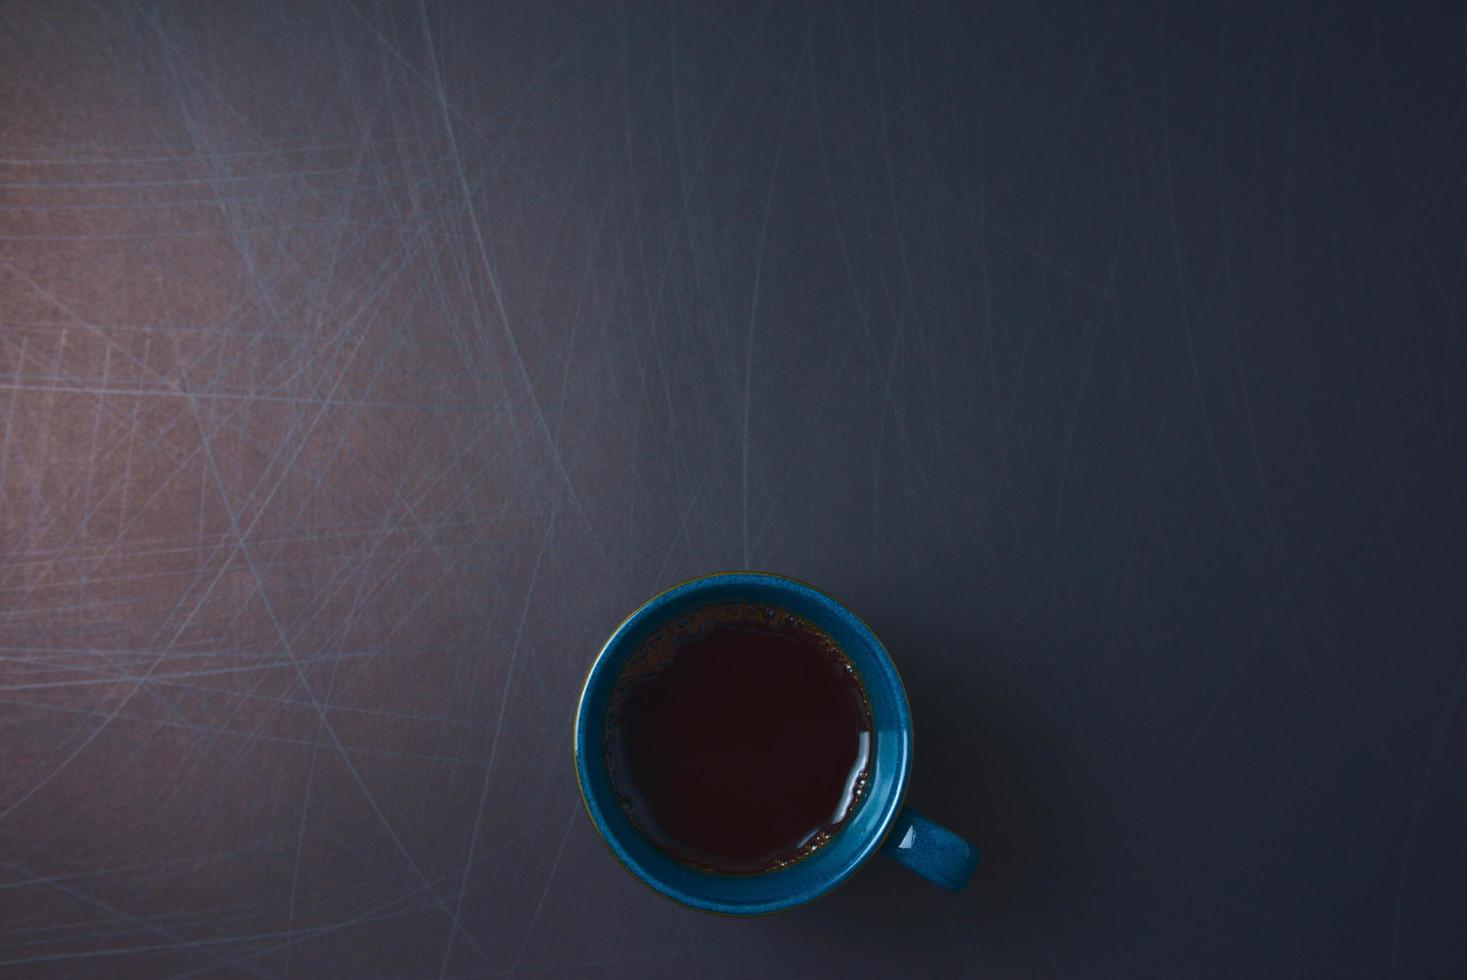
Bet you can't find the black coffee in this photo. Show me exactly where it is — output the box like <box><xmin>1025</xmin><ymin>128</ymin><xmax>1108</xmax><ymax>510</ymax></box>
<box><xmin>604</xmin><ymin>602</ymin><xmax>872</xmax><ymax>874</ymax></box>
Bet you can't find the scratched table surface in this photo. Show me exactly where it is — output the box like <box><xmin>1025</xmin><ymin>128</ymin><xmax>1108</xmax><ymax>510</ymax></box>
<box><xmin>1</xmin><ymin>2</ymin><xmax>1463</xmax><ymax>977</ymax></box>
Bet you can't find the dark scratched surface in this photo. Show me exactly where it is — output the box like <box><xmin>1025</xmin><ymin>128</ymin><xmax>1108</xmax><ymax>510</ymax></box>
<box><xmin>1</xmin><ymin>2</ymin><xmax>1464</xmax><ymax>977</ymax></box>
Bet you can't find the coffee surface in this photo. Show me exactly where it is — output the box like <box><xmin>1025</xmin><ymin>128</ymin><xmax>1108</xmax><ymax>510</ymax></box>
<box><xmin>604</xmin><ymin>603</ymin><xmax>873</xmax><ymax>874</ymax></box>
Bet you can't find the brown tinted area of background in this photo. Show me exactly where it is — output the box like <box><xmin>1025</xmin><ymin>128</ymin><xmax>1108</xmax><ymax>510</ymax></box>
<box><xmin>1</xmin><ymin>2</ymin><xmax>1464</xmax><ymax>977</ymax></box>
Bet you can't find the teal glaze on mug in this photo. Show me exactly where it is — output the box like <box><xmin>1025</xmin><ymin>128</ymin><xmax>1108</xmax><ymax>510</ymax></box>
<box><xmin>573</xmin><ymin>571</ymin><xmax>978</xmax><ymax>915</ymax></box>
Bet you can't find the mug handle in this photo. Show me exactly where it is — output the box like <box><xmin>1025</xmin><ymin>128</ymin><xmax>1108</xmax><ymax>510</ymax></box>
<box><xmin>879</xmin><ymin>806</ymin><xmax>978</xmax><ymax>891</ymax></box>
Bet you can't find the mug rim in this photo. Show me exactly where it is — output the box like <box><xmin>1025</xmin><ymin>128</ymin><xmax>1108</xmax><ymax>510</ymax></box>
<box><xmin>572</xmin><ymin>570</ymin><xmax>913</xmax><ymax>915</ymax></box>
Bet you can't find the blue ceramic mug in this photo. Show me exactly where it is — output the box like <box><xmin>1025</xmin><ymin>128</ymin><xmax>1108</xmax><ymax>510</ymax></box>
<box><xmin>574</xmin><ymin>571</ymin><xmax>977</xmax><ymax>914</ymax></box>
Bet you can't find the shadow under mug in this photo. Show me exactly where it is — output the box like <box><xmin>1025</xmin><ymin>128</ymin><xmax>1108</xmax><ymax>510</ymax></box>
<box><xmin>573</xmin><ymin>571</ymin><xmax>978</xmax><ymax>915</ymax></box>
